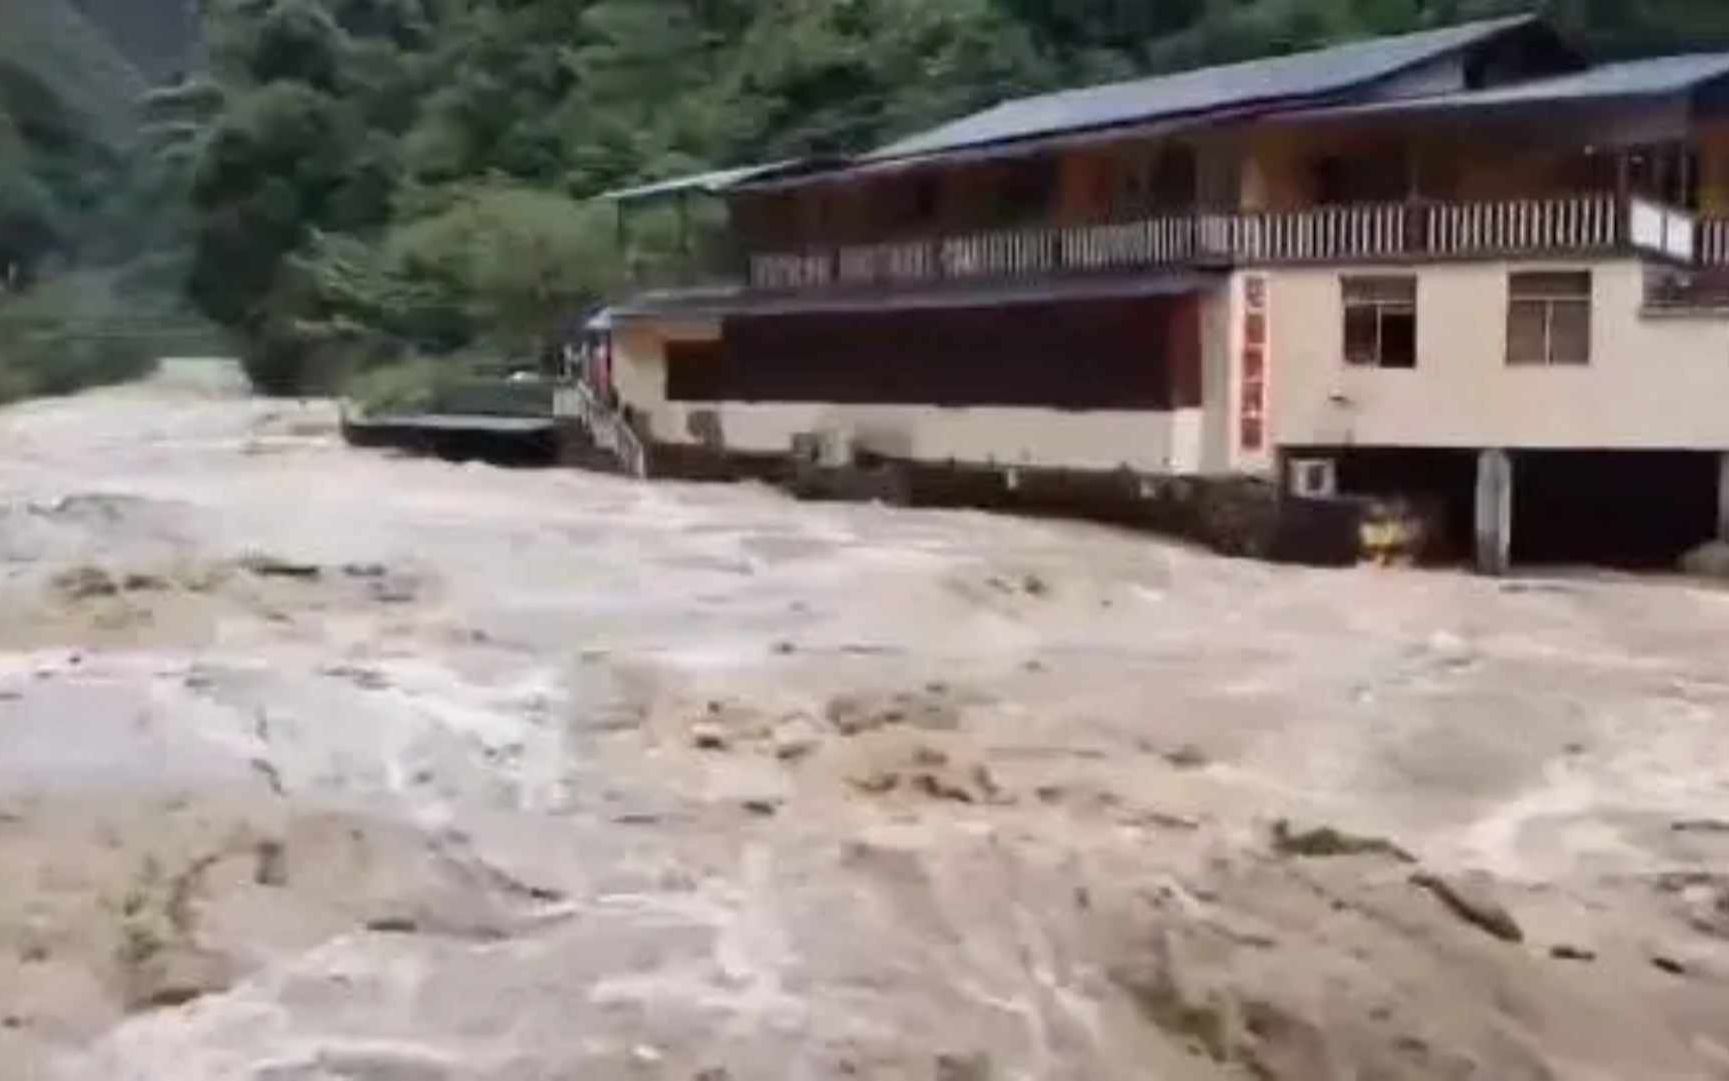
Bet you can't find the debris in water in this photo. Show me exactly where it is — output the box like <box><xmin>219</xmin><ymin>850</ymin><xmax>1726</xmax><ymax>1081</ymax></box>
<box><xmin>51</xmin><ymin>565</ymin><xmax>118</xmax><ymax>600</ymax></box>
<box><xmin>1164</xmin><ymin>744</ymin><xmax>1210</xmax><ymax>770</ymax></box>
<box><xmin>1672</xmin><ymin>819</ymin><xmax>1729</xmax><ymax>835</ymax></box>
<box><xmin>690</xmin><ymin>723</ymin><xmax>729</xmax><ymax>751</ymax></box>
<box><xmin>239</xmin><ymin>553</ymin><xmax>321</xmax><ymax>580</ymax></box>
<box><xmin>1273</xmin><ymin>820</ymin><xmax>1414</xmax><ymax>862</ymax></box>
<box><xmin>935</xmin><ymin>1052</ymin><xmax>993</xmax><ymax>1081</ymax></box>
<box><xmin>254</xmin><ymin>840</ymin><xmax>287</xmax><ymax>887</ymax></box>
<box><xmin>365</xmin><ymin>917</ymin><xmax>420</xmax><ymax>935</ymax></box>
<box><xmin>1411</xmin><ymin>871</ymin><xmax>1523</xmax><ymax>943</ymax></box>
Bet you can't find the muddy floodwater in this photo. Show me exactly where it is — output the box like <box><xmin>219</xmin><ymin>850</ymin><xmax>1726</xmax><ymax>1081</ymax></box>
<box><xmin>3</xmin><ymin>361</ymin><xmax>1729</xmax><ymax>1080</ymax></box>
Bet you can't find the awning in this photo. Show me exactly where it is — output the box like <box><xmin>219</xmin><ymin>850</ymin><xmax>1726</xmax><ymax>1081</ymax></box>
<box><xmin>611</xmin><ymin>270</ymin><xmax>1222</xmax><ymax>320</ymax></box>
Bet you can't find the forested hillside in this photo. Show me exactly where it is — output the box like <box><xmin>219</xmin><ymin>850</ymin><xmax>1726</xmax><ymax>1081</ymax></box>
<box><xmin>69</xmin><ymin>0</ymin><xmax>202</xmax><ymax>83</ymax></box>
<box><xmin>0</xmin><ymin>0</ymin><xmax>213</xmax><ymax>403</ymax></box>
<box><xmin>0</xmin><ymin>0</ymin><xmax>201</xmax><ymax>274</ymax></box>
<box><xmin>0</xmin><ymin>0</ymin><xmax>142</xmax><ymax>280</ymax></box>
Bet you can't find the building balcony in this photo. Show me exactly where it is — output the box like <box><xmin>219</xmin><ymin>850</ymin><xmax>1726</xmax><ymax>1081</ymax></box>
<box><xmin>746</xmin><ymin>196</ymin><xmax>1713</xmax><ymax>293</ymax></box>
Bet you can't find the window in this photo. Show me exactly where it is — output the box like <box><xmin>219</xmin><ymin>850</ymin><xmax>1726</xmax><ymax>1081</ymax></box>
<box><xmin>1342</xmin><ymin>276</ymin><xmax>1417</xmax><ymax>369</ymax></box>
<box><xmin>1507</xmin><ymin>271</ymin><xmax>1591</xmax><ymax>366</ymax></box>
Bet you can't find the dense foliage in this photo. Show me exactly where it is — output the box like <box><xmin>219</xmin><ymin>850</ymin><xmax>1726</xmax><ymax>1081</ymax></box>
<box><xmin>0</xmin><ymin>0</ymin><xmax>217</xmax><ymax>403</ymax></box>
<box><xmin>16</xmin><ymin>0</ymin><xmax>1729</xmax><ymax>398</ymax></box>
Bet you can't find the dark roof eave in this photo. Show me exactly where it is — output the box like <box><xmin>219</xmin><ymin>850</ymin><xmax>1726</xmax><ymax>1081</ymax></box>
<box><xmin>612</xmin><ymin>270</ymin><xmax>1226</xmax><ymax>319</ymax></box>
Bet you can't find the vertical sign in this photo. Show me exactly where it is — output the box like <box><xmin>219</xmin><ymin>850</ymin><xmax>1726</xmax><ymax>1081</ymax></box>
<box><xmin>1239</xmin><ymin>275</ymin><xmax>1268</xmax><ymax>453</ymax></box>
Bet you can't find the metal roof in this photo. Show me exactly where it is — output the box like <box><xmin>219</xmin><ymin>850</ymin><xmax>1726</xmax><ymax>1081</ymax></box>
<box><xmin>598</xmin><ymin>161</ymin><xmax>806</xmax><ymax>203</ymax></box>
<box><xmin>612</xmin><ymin>271</ymin><xmax>1221</xmax><ymax>319</ymax></box>
<box><xmin>866</xmin><ymin>14</ymin><xmax>1538</xmax><ymax>162</ymax></box>
<box><xmin>1277</xmin><ymin>51</ymin><xmax>1729</xmax><ymax>121</ymax></box>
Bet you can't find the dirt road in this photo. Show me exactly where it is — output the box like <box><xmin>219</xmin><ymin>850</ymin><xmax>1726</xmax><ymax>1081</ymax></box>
<box><xmin>3</xmin><ymin>362</ymin><xmax>1729</xmax><ymax>1079</ymax></box>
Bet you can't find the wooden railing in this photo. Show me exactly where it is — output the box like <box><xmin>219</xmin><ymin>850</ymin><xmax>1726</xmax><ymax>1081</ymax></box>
<box><xmin>1197</xmin><ymin>203</ymin><xmax>1410</xmax><ymax>262</ymax></box>
<box><xmin>750</xmin><ymin>196</ymin><xmax>1726</xmax><ymax>291</ymax></box>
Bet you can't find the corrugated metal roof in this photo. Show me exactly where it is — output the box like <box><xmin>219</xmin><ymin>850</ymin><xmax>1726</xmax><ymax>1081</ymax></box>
<box><xmin>612</xmin><ymin>271</ymin><xmax>1221</xmax><ymax>319</ymax></box>
<box><xmin>1278</xmin><ymin>51</ymin><xmax>1729</xmax><ymax>120</ymax></box>
<box><xmin>598</xmin><ymin>161</ymin><xmax>806</xmax><ymax>202</ymax></box>
<box><xmin>867</xmin><ymin>14</ymin><xmax>1537</xmax><ymax>162</ymax></box>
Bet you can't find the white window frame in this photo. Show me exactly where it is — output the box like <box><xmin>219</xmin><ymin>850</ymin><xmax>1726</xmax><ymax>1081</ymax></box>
<box><xmin>1506</xmin><ymin>271</ymin><xmax>1592</xmax><ymax>366</ymax></box>
<box><xmin>1341</xmin><ymin>275</ymin><xmax>1418</xmax><ymax>369</ymax></box>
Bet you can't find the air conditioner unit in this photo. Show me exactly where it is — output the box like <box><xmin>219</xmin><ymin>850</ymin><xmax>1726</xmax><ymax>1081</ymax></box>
<box><xmin>1290</xmin><ymin>457</ymin><xmax>1338</xmax><ymax>499</ymax></box>
<box><xmin>791</xmin><ymin>428</ymin><xmax>854</xmax><ymax>468</ymax></box>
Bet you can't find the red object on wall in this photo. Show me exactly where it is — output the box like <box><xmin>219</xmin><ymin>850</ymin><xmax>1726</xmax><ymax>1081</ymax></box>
<box><xmin>1239</xmin><ymin>276</ymin><xmax>1268</xmax><ymax>452</ymax></box>
<box><xmin>1244</xmin><ymin>311</ymin><xmax>1266</xmax><ymax>347</ymax></box>
<box><xmin>1242</xmin><ymin>345</ymin><xmax>1265</xmax><ymax>381</ymax></box>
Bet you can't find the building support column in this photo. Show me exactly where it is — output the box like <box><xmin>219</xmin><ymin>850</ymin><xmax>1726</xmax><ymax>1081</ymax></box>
<box><xmin>1475</xmin><ymin>448</ymin><xmax>1513</xmax><ymax>576</ymax></box>
<box><xmin>1717</xmin><ymin>451</ymin><xmax>1729</xmax><ymax>541</ymax></box>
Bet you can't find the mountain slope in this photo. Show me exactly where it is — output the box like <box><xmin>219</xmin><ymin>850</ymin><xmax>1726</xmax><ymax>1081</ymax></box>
<box><xmin>68</xmin><ymin>0</ymin><xmax>202</xmax><ymax>84</ymax></box>
<box><xmin>0</xmin><ymin>0</ymin><xmax>145</xmax><ymax>144</ymax></box>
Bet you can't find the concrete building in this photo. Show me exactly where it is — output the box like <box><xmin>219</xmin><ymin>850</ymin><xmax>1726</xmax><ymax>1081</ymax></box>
<box><xmin>585</xmin><ymin>15</ymin><xmax>1729</xmax><ymax>570</ymax></box>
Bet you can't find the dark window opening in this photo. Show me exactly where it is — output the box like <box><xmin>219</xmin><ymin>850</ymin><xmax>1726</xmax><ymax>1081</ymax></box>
<box><xmin>997</xmin><ymin>158</ymin><xmax>1058</xmax><ymax>226</ymax></box>
<box><xmin>1114</xmin><ymin>144</ymin><xmax>1200</xmax><ymax>219</ymax></box>
<box><xmin>1513</xmin><ymin>451</ymin><xmax>1719</xmax><ymax>567</ymax></box>
<box><xmin>912</xmin><ymin>175</ymin><xmax>939</xmax><ymax>223</ymax></box>
<box><xmin>1342</xmin><ymin>276</ymin><xmax>1417</xmax><ymax>369</ymax></box>
<box><xmin>666</xmin><ymin>296</ymin><xmax>1200</xmax><ymax>411</ymax></box>
<box><xmin>664</xmin><ymin>340</ymin><xmax>727</xmax><ymax>400</ymax></box>
<box><xmin>1316</xmin><ymin>146</ymin><xmax>1410</xmax><ymax>205</ymax></box>
<box><xmin>1507</xmin><ymin>271</ymin><xmax>1590</xmax><ymax>366</ymax></box>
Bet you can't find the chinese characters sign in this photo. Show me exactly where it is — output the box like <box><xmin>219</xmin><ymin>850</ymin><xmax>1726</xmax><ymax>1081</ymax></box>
<box><xmin>1240</xmin><ymin>275</ymin><xmax>1268</xmax><ymax>453</ymax></box>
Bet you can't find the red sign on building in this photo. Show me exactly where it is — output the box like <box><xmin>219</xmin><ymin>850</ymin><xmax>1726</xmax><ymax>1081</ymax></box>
<box><xmin>1239</xmin><ymin>276</ymin><xmax>1268</xmax><ymax>452</ymax></box>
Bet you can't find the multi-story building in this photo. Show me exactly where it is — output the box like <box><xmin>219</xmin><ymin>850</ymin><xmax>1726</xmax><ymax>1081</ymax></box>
<box><xmin>589</xmin><ymin>15</ymin><xmax>1729</xmax><ymax>570</ymax></box>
